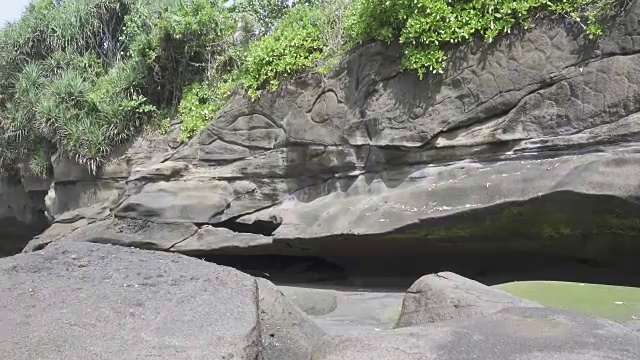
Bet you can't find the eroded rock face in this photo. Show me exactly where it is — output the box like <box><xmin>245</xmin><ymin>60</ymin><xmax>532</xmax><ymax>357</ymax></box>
<box><xmin>24</xmin><ymin>1</ymin><xmax>640</xmax><ymax>280</ymax></box>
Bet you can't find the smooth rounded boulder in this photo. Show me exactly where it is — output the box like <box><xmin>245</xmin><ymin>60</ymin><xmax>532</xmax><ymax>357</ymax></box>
<box><xmin>395</xmin><ymin>271</ymin><xmax>540</xmax><ymax>328</ymax></box>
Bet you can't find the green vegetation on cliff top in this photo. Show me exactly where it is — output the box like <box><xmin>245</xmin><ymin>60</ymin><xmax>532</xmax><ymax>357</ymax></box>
<box><xmin>0</xmin><ymin>0</ymin><xmax>625</xmax><ymax>175</ymax></box>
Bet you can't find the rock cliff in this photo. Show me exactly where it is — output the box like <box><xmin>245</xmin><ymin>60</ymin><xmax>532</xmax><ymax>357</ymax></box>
<box><xmin>17</xmin><ymin>2</ymin><xmax>640</xmax><ymax>281</ymax></box>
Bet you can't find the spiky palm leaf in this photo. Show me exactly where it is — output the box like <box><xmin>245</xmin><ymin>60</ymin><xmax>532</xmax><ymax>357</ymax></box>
<box><xmin>46</xmin><ymin>71</ymin><xmax>90</xmax><ymax>105</ymax></box>
<box><xmin>15</xmin><ymin>62</ymin><xmax>45</xmax><ymax>108</ymax></box>
<box><xmin>35</xmin><ymin>97</ymin><xmax>61</xmax><ymax>139</ymax></box>
<box><xmin>3</xmin><ymin>102</ymin><xmax>32</xmax><ymax>144</ymax></box>
<box><xmin>27</xmin><ymin>144</ymin><xmax>52</xmax><ymax>178</ymax></box>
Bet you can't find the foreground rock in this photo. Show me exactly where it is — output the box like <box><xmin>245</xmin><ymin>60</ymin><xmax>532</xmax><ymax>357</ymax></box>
<box><xmin>320</xmin><ymin>306</ymin><xmax>640</xmax><ymax>360</ymax></box>
<box><xmin>2</xmin><ymin>243</ymin><xmax>639</xmax><ymax>359</ymax></box>
<box><xmin>0</xmin><ymin>242</ymin><xmax>325</xmax><ymax>359</ymax></box>
<box><xmin>396</xmin><ymin>272</ymin><xmax>540</xmax><ymax>328</ymax></box>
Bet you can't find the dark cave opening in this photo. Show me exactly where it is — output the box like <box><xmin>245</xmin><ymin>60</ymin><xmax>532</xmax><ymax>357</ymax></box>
<box><xmin>0</xmin><ymin>217</ymin><xmax>49</xmax><ymax>258</ymax></box>
<box><xmin>199</xmin><ymin>250</ymin><xmax>640</xmax><ymax>290</ymax></box>
<box><xmin>207</xmin><ymin>218</ymin><xmax>282</xmax><ymax>237</ymax></box>
<box><xmin>201</xmin><ymin>254</ymin><xmax>349</xmax><ymax>285</ymax></box>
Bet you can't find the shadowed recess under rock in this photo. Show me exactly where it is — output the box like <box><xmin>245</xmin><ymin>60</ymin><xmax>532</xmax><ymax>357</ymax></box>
<box><xmin>190</xmin><ymin>191</ymin><xmax>640</xmax><ymax>289</ymax></box>
<box><xmin>203</xmin><ymin>216</ymin><xmax>282</xmax><ymax>237</ymax></box>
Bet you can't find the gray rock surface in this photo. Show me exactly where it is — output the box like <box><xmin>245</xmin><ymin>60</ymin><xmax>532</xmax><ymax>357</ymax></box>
<box><xmin>256</xmin><ymin>279</ymin><xmax>328</xmax><ymax>359</ymax></box>
<box><xmin>625</xmin><ymin>320</ymin><xmax>640</xmax><ymax>332</ymax></box>
<box><xmin>2</xmin><ymin>243</ymin><xmax>639</xmax><ymax>359</ymax></box>
<box><xmin>21</xmin><ymin>1</ymin><xmax>640</xmax><ymax>282</ymax></box>
<box><xmin>396</xmin><ymin>272</ymin><xmax>540</xmax><ymax>328</ymax></box>
<box><xmin>23</xmin><ymin>217</ymin><xmax>198</xmax><ymax>253</ymax></box>
<box><xmin>279</xmin><ymin>286</ymin><xmax>404</xmax><ymax>327</ymax></box>
<box><xmin>170</xmin><ymin>226</ymin><xmax>273</xmax><ymax>253</ymax></box>
<box><xmin>320</xmin><ymin>307</ymin><xmax>640</xmax><ymax>360</ymax></box>
<box><xmin>0</xmin><ymin>242</ymin><xmax>261</xmax><ymax>359</ymax></box>
<box><xmin>280</xmin><ymin>286</ymin><xmax>340</xmax><ymax>316</ymax></box>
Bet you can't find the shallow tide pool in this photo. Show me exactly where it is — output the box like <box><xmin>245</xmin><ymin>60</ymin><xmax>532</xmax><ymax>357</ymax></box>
<box><xmin>495</xmin><ymin>281</ymin><xmax>640</xmax><ymax>323</ymax></box>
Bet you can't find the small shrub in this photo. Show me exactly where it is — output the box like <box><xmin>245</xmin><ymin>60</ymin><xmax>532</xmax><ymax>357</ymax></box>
<box><xmin>346</xmin><ymin>0</ymin><xmax>621</xmax><ymax>78</ymax></box>
<box><xmin>179</xmin><ymin>82</ymin><xmax>220</xmax><ymax>142</ymax></box>
<box><xmin>178</xmin><ymin>80</ymin><xmax>236</xmax><ymax>142</ymax></box>
<box><xmin>238</xmin><ymin>4</ymin><xmax>327</xmax><ymax>99</ymax></box>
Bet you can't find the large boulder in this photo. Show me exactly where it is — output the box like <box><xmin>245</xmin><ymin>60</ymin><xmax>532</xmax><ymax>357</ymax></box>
<box><xmin>0</xmin><ymin>242</ymin><xmax>327</xmax><ymax>359</ymax></box>
<box><xmin>395</xmin><ymin>272</ymin><xmax>540</xmax><ymax>328</ymax></box>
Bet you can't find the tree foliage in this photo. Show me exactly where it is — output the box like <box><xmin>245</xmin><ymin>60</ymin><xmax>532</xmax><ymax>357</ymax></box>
<box><xmin>0</xmin><ymin>0</ymin><xmax>158</xmax><ymax>175</ymax></box>
<box><xmin>238</xmin><ymin>4</ymin><xmax>327</xmax><ymax>98</ymax></box>
<box><xmin>231</xmin><ymin>0</ymin><xmax>296</xmax><ymax>35</ymax></box>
